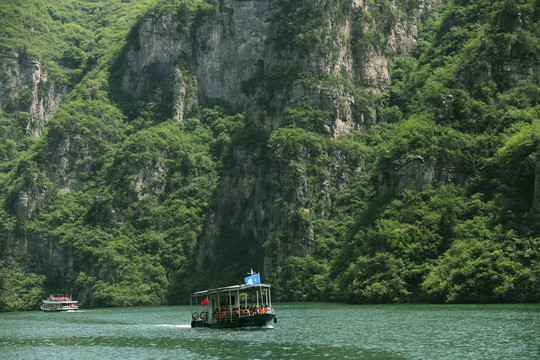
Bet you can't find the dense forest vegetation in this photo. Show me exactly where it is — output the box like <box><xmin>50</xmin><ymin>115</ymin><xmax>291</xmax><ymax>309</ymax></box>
<box><xmin>0</xmin><ymin>0</ymin><xmax>538</xmax><ymax>311</ymax></box>
<box><xmin>270</xmin><ymin>1</ymin><xmax>540</xmax><ymax>302</ymax></box>
<box><xmin>269</xmin><ymin>0</ymin><xmax>540</xmax><ymax>304</ymax></box>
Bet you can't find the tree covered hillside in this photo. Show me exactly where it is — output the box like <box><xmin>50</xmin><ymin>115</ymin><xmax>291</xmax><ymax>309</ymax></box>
<box><xmin>0</xmin><ymin>0</ymin><xmax>539</xmax><ymax>311</ymax></box>
<box><xmin>277</xmin><ymin>0</ymin><xmax>539</xmax><ymax>303</ymax></box>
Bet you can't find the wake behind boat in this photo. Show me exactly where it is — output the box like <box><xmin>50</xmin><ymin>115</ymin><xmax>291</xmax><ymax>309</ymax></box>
<box><xmin>190</xmin><ymin>271</ymin><xmax>277</xmax><ymax>328</ymax></box>
<box><xmin>41</xmin><ymin>294</ymin><xmax>78</xmax><ymax>312</ymax></box>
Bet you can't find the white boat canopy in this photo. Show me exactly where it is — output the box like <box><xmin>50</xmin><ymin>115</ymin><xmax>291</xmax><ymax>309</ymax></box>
<box><xmin>191</xmin><ymin>283</ymin><xmax>271</xmax><ymax>296</ymax></box>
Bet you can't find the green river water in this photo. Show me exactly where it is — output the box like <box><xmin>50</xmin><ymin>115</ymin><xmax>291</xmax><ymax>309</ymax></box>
<box><xmin>0</xmin><ymin>303</ymin><xmax>538</xmax><ymax>359</ymax></box>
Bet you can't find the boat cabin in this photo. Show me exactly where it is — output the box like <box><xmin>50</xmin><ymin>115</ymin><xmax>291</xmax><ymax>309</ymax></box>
<box><xmin>190</xmin><ymin>283</ymin><xmax>275</xmax><ymax>328</ymax></box>
<box><xmin>41</xmin><ymin>294</ymin><xmax>78</xmax><ymax>312</ymax></box>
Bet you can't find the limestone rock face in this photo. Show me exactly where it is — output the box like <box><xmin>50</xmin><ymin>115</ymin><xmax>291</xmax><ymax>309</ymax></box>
<box><xmin>0</xmin><ymin>51</ymin><xmax>72</xmax><ymax>271</ymax></box>
<box><xmin>3</xmin><ymin>232</ymin><xmax>70</xmax><ymax>279</ymax></box>
<box><xmin>129</xmin><ymin>155</ymin><xmax>168</xmax><ymax>201</ymax></box>
<box><xmin>44</xmin><ymin>133</ymin><xmax>93</xmax><ymax>193</ymax></box>
<box><xmin>377</xmin><ymin>155</ymin><xmax>461</xmax><ymax>197</ymax></box>
<box><xmin>116</xmin><ymin>0</ymin><xmax>443</xmax><ymax>273</ymax></box>
<box><xmin>121</xmin><ymin>14</ymin><xmax>182</xmax><ymax>100</ymax></box>
<box><xmin>0</xmin><ymin>50</ymin><xmax>66</xmax><ymax>138</ymax></box>
<box><xmin>121</xmin><ymin>1</ymin><xmax>271</xmax><ymax>118</ymax></box>
<box><xmin>195</xmin><ymin>1</ymin><xmax>440</xmax><ymax>271</ymax></box>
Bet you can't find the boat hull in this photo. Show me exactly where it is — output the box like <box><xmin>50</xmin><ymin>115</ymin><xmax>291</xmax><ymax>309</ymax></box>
<box><xmin>41</xmin><ymin>300</ymin><xmax>78</xmax><ymax>312</ymax></box>
<box><xmin>41</xmin><ymin>306</ymin><xmax>78</xmax><ymax>312</ymax></box>
<box><xmin>191</xmin><ymin>313</ymin><xmax>276</xmax><ymax>328</ymax></box>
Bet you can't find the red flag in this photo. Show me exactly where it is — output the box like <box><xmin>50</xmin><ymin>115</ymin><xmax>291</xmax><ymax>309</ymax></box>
<box><xmin>201</xmin><ymin>298</ymin><xmax>208</xmax><ymax>306</ymax></box>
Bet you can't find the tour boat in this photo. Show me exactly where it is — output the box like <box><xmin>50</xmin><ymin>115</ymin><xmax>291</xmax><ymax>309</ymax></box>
<box><xmin>41</xmin><ymin>294</ymin><xmax>78</xmax><ymax>312</ymax></box>
<box><xmin>190</xmin><ymin>271</ymin><xmax>277</xmax><ymax>328</ymax></box>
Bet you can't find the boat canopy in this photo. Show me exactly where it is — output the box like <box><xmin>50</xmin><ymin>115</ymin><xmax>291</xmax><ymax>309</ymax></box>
<box><xmin>191</xmin><ymin>283</ymin><xmax>271</xmax><ymax>296</ymax></box>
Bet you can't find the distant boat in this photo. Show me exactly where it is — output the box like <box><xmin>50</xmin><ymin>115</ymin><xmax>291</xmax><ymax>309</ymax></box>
<box><xmin>41</xmin><ymin>294</ymin><xmax>78</xmax><ymax>312</ymax></box>
<box><xmin>190</xmin><ymin>271</ymin><xmax>277</xmax><ymax>328</ymax></box>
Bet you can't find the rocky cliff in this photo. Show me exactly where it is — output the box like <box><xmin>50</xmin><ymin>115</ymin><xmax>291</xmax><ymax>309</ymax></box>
<box><xmin>0</xmin><ymin>48</ymin><xmax>70</xmax><ymax>277</ymax></box>
<box><xmin>116</xmin><ymin>0</ymin><xmax>442</xmax><ymax>277</ymax></box>
<box><xmin>0</xmin><ymin>50</ymin><xmax>67</xmax><ymax>138</ymax></box>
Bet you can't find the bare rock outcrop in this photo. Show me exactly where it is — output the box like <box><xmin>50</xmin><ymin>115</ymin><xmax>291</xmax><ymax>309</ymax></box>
<box><xmin>116</xmin><ymin>0</ymin><xmax>443</xmax><ymax>272</ymax></box>
<box><xmin>0</xmin><ymin>50</ymin><xmax>67</xmax><ymax>137</ymax></box>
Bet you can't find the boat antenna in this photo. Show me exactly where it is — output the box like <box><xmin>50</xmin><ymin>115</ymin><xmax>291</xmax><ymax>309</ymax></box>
<box><xmin>248</xmin><ymin>268</ymin><xmax>255</xmax><ymax>275</ymax></box>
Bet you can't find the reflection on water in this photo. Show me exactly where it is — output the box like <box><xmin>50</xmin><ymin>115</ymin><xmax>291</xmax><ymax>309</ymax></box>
<box><xmin>0</xmin><ymin>303</ymin><xmax>538</xmax><ymax>359</ymax></box>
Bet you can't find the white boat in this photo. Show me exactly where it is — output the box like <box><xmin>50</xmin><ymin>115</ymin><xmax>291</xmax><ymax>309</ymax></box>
<box><xmin>190</xmin><ymin>272</ymin><xmax>277</xmax><ymax>328</ymax></box>
<box><xmin>41</xmin><ymin>294</ymin><xmax>78</xmax><ymax>312</ymax></box>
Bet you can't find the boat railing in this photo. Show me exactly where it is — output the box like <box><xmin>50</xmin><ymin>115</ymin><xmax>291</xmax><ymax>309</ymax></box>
<box><xmin>193</xmin><ymin>306</ymin><xmax>275</xmax><ymax>324</ymax></box>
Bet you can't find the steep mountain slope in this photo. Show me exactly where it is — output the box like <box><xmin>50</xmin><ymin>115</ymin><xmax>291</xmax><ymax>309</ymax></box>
<box><xmin>114</xmin><ymin>0</ymin><xmax>443</xmax><ymax>282</ymax></box>
<box><xmin>0</xmin><ymin>0</ymin><xmax>538</xmax><ymax>310</ymax></box>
